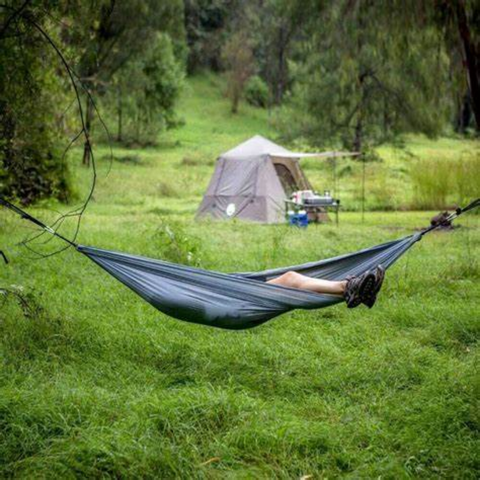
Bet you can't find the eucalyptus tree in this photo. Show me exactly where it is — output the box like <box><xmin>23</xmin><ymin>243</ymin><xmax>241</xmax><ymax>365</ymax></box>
<box><xmin>0</xmin><ymin>1</ymin><xmax>71</xmax><ymax>204</ymax></box>
<box><xmin>184</xmin><ymin>0</ymin><xmax>236</xmax><ymax>73</ymax></box>
<box><xmin>246</xmin><ymin>0</ymin><xmax>320</xmax><ymax>105</ymax></box>
<box><xmin>281</xmin><ymin>1</ymin><xmax>453</xmax><ymax>151</ymax></box>
<box><xmin>63</xmin><ymin>0</ymin><xmax>185</xmax><ymax>165</ymax></box>
<box><xmin>402</xmin><ymin>0</ymin><xmax>479</xmax><ymax>132</ymax></box>
<box><xmin>109</xmin><ymin>33</ymin><xmax>184</xmax><ymax>145</ymax></box>
<box><xmin>221</xmin><ymin>30</ymin><xmax>255</xmax><ymax>113</ymax></box>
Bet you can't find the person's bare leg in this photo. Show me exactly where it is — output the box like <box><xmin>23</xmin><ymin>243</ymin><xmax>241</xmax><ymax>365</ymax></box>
<box><xmin>267</xmin><ymin>271</ymin><xmax>346</xmax><ymax>295</ymax></box>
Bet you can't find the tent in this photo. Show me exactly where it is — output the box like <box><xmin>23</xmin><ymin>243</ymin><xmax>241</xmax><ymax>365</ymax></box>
<box><xmin>196</xmin><ymin>135</ymin><xmax>325</xmax><ymax>223</ymax></box>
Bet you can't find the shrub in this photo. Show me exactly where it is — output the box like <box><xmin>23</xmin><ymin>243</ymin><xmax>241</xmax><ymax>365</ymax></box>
<box><xmin>245</xmin><ymin>75</ymin><xmax>269</xmax><ymax>108</ymax></box>
<box><xmin>153</xmin><ymin>220</ymin><xmax>202</xmax><ymax>267</ymax></box>
<box><xmin>0</xmin><ymin>21</ymin><xmax>72</xmax><ymax>205</ymax></box>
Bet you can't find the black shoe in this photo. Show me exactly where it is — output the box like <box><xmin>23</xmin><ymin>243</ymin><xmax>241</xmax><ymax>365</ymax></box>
<box><xmin>362</xmin><ymin>265</ymin><xmax>385</xmax><ymax>308</ymax></box>
<box><xmin>344</xmin><ymin>270</ymin><xmax>376</xmax><ymax>309</ymax></box>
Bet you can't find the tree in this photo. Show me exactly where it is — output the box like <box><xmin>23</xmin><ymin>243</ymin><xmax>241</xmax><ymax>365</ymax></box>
<box><xmin>184</xmin><ymin>0</ymin><xmax>236</xmax><ymax>73</ymax></box>
<box><xmin>221</xmin><ymin>30</ymin><xmax>254</xmax><ymax>113</ymax></box>
<box><xmin>247</xmin><ymin>0</ymin><xmax>318</xmax><ymax>105</ymax></box>
<box><xmin>418</xmin><ymin>0</ymin><xmax>480</xmax><ymax>132</ymax></box>
<box><xmin>0</xmin><ymin>1</ymin><xmax>71</xmax><ymax>205</ymax></box>
<box><xmin>107</xmin><ymin>33</ymin><xmax>184</xmax><ymax>145</ymax></box>
<box><xmin>62</xmin><ymin>0</ymin><xmax>185</xmax><ymax>165</ymax></box>
<box><xmin>453</xmin><ymin>0</ymin><xmax>480</xmax><ymax>132</ymax></box>
<box><xmin>338</xmin><ymin>0</ymin><xmax>480</xmax><ymax>133</ymax></box>
<box><xmin>279</xmin><ymin>1</ymin><xmax>453</xmax><ymax>151</ymax></box>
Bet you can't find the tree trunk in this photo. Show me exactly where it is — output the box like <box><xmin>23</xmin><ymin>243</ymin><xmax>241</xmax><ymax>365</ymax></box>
<box><xmin>82</xmin><ymin>96</ymin><xmax>94</xmax><ymax>167</ymax></box>
<box><xmin>276</xmin><ymin>50</ymin><xmax>285</xmax><ymax>103</ymax></box>
<box><xmin>353</xmin><ymin>69</ymin><xmax>366</xmax><ymax>153</ymax></box>
<box><xmin>455</xmin><ymin>92</ymin><xmax>472</xmax><ymax>133</ymax></box>
<box><xmin>456</xmin><ymin>0</ymin><xmax>480</xmax><ymax>132</ymax></box>
<box><xmin>231</xmin><ymin>87</ymin><xmax>240</xmax><ymax>114</ymax></box>
<box><xmin>117</xmin><ymin>85</ymin><xmax>123</xmax><ymax>142</ymax></box>
<box><xmin>353</xmin><ymin>115</ymin><xmax>363</xmax><ymax>152</ymax></box>
<box><xmin>135</xmin><ymin>112</ymin><xmax>140</xmax><ymax>142</ymax></box>
<box><xmin>274</xmin><ymin>27</ymin><xmax>289</xmax><ymax>104</ymax></box>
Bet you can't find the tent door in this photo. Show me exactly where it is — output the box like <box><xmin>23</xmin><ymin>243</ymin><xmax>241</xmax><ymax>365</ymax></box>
<box><xmin>273</xmin><ymin>163</ymin><xmax>298</xmax><ymax>196</ymax></box>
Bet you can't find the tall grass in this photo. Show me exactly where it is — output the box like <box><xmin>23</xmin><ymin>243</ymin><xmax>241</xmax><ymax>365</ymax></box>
<box><xmin>410</xmin><ymin>153</ymin><xmax>480</xmax><ymax>210</ymax></box>
<box><xmin>451</xmin><ymin>151</ymin><xmax>480</xmax><ymax>207</ymax></box>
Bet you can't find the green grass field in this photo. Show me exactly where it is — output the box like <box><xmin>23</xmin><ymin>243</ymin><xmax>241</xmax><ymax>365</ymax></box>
<box><xmin>1</xmin><ymin>75</ymin><xmax>479</xmax><ymax>478</ymax></box>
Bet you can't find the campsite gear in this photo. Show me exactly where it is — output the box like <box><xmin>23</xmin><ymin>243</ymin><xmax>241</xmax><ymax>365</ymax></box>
<box><xmin>344</xmin><ymin>270</ymin><xmax>376</xmax><ymax>308</ymax></box>
<box><xmin>288</xmin><ymin>211</ymin><xmax>308</xmax><ymax>228</ymax></box>
<box><xmin>285</xmin><ymin>196</ymin><xmax>339</xmax><ymax>224</ymax></box>
<box><xmin>1</xmin><ymin>198</ymin><xmax>479</xmax><ymax>330</ymax></box>
<box><xmin>303</xmin><ymin>195</ymin><xmax>335</xmax><ymax>206</ymax></box>
<box><xmin>362</xmin><ymin>265</ymin><xmax>385</xmax><ymax>309</ymax></box>
<box><xmin>197</xmin><ymin>135</ymin><xmax>349</xmax><ymax>224</ymax></box>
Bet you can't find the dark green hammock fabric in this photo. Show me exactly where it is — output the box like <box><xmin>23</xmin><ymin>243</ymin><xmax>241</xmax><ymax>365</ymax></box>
<box><xmin>77</xmin><ymin>233</ymin><xmax>421</xmax><ymax>330</ymax></box>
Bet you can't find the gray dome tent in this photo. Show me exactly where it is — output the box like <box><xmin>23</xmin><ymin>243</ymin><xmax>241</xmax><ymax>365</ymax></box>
<box><xmin>196</xmin><ymin>135</ymin><xmax>318</xmax><ymax>223</ymax></box>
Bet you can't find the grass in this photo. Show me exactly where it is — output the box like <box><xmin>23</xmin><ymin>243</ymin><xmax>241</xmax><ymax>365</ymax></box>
<box><xmin>0</xmin><ymin>74</ymin><xmax>479</xmax><ymax>478</ymax></box>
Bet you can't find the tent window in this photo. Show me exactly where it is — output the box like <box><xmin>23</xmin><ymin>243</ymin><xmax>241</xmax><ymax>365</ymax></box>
<box><xmin>274</xmin><ymin>164</ymin><xmax>299</xmax><ymax>196</ymax></box>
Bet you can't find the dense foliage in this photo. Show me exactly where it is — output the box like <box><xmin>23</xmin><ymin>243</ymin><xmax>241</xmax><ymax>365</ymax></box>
<box><xmin>104</xmin><ymin>33</ymin><xmax>184</xmax><ymax>146</ymax></box>
<box><xmin>0</xmin><ymin>0</ymin><xmax>478</xmax><ymax>205</ymax></box>
<box><xmin>0</xmin><ymin>3</ymin><xmax>71</xmax><ymax>204</ymax></box>
<box><xmin>0</xmin><ymin>0</ymin><xmax>185</xmax><ymax>202</ymax></box>
<box><xmin>278</xmin><ymin>3</ymin><xmax>453</xmax><ymax>150</ymax></box>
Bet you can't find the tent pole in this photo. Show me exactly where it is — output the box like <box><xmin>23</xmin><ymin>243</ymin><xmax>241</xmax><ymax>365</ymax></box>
<box><xmin>333</xmin><ymin>153</ymin><xmax>339</xmax><ymax>227</ymax></box>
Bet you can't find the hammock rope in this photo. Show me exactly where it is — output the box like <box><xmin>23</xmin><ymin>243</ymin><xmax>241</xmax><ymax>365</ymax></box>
<box><xmin>1</xmin><ymin>197</ymin><xmax>478</xmax><ymax>330</ymax></box>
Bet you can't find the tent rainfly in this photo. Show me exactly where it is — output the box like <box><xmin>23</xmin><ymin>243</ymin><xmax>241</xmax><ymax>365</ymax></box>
<box><xmin>196</xmin><ymin>135</ymin><xmax>345</xmax><ymax>224</ymax></box>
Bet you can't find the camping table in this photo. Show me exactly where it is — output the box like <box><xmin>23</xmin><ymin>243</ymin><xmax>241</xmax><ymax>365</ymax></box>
<box><xmin>285</xmin><ymin>199</ymin><xmax>340</xmax><ymax>225</ymax></box>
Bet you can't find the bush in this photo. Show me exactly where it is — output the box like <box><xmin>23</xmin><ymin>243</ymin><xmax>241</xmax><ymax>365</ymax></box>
<box><xmin>153</xmin><ymin>220</ymin><xmax>202</xmax><ymax>267</ymax></box>
<box><xmin>0</xmin><ymin>34</ymin><xmax>72</xmax><ymax>205</ymax></box>
<box><xmin>244</xmin><ymin>75</ymin><xmax>269</xmax><ymax>108</ymax></box>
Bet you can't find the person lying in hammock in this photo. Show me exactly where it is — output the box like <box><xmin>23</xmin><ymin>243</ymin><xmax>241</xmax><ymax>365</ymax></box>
<box><xmin>267</xmin><ymin>265</ymin><xmax>385</xmax><ymax>309</ymax></box>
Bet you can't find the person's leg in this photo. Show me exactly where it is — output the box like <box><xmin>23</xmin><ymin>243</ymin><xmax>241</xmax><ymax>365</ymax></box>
<box><xmin>267</xmin><ymin>271</ymin><xmax>346</xmax><ymax>295</ymax></box>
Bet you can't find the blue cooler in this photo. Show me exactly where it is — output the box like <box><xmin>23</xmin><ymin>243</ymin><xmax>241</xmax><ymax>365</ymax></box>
<box><xmin>288</xmin><ymin>210</ymin><xmax>308</xmax><ymax>228</ymax></box>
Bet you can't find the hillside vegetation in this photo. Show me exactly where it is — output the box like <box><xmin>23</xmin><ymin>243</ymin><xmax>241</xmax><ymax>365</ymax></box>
<box><xmin>0</xmin><ymin>75</ymin><xmax>478</xmax><ymax>478</ymax></box>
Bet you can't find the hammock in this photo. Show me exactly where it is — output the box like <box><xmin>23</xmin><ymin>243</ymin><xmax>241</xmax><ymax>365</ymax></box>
<box><xmin>1</xmin><ymin>198</ymin><xmax>478</xmax><ymax>330</ymax></box>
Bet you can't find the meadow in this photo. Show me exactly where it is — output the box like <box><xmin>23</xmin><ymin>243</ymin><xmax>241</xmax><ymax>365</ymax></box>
<box><xmin>0</xmin><ymin>75</ymin><xmax>479</xmax><ymax>478</ymax></box>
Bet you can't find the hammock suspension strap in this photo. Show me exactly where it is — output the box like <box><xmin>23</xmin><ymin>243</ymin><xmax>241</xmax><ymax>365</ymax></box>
<box><xmin>0</xmin><ymin>197</ymin><xmax>78</xmax><ymax>248</ymax></box>
<box><xmin>1</xmin><ymin>196</ymin><xmax>478</xmax><ymax>247</ymax></box>
<box><xmin>419</xmin><ymin>198</ymin><xmax>480</xmax><ymax>237</ymax></box>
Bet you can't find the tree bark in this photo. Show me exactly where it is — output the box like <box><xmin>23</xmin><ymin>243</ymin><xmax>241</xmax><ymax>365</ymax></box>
<box><xmin>231</xmin><ymin>86</ymin><xmax>240</xmax><ymax>114</ymax></box>
<box><xmin>456</xmin><ymin>0</ymin><xmax>480</xmax><ymax>132</ymax></box>
<box><xmin>275</xmin><ymin>31</ymin><xmax>287</xmax><ymax>104</ymax></box>
<box><xmin>455</xmin><ymin>92</ymin><xmax>472</xmax><ymax>133</ymax></box>
<box><xmin>353</xmin><ymin>115</ymin><xmax>363</xmax><ymax>152</ymax></box>
<box><xmin>117</xmin><ymin>85</ymin><xmax>123</xmax><ymax>142</ymax></box>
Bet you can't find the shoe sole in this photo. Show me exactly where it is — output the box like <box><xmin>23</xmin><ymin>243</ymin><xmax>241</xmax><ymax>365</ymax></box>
<box><xmin>363</xmin><ymin>267</ymin><xmax>385</xmax><ymax>308</ymax></box>
<box><xmin>347</xmin><ymin>272</ymin><xmax>376</xmax><ymax>308</ymax></box>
